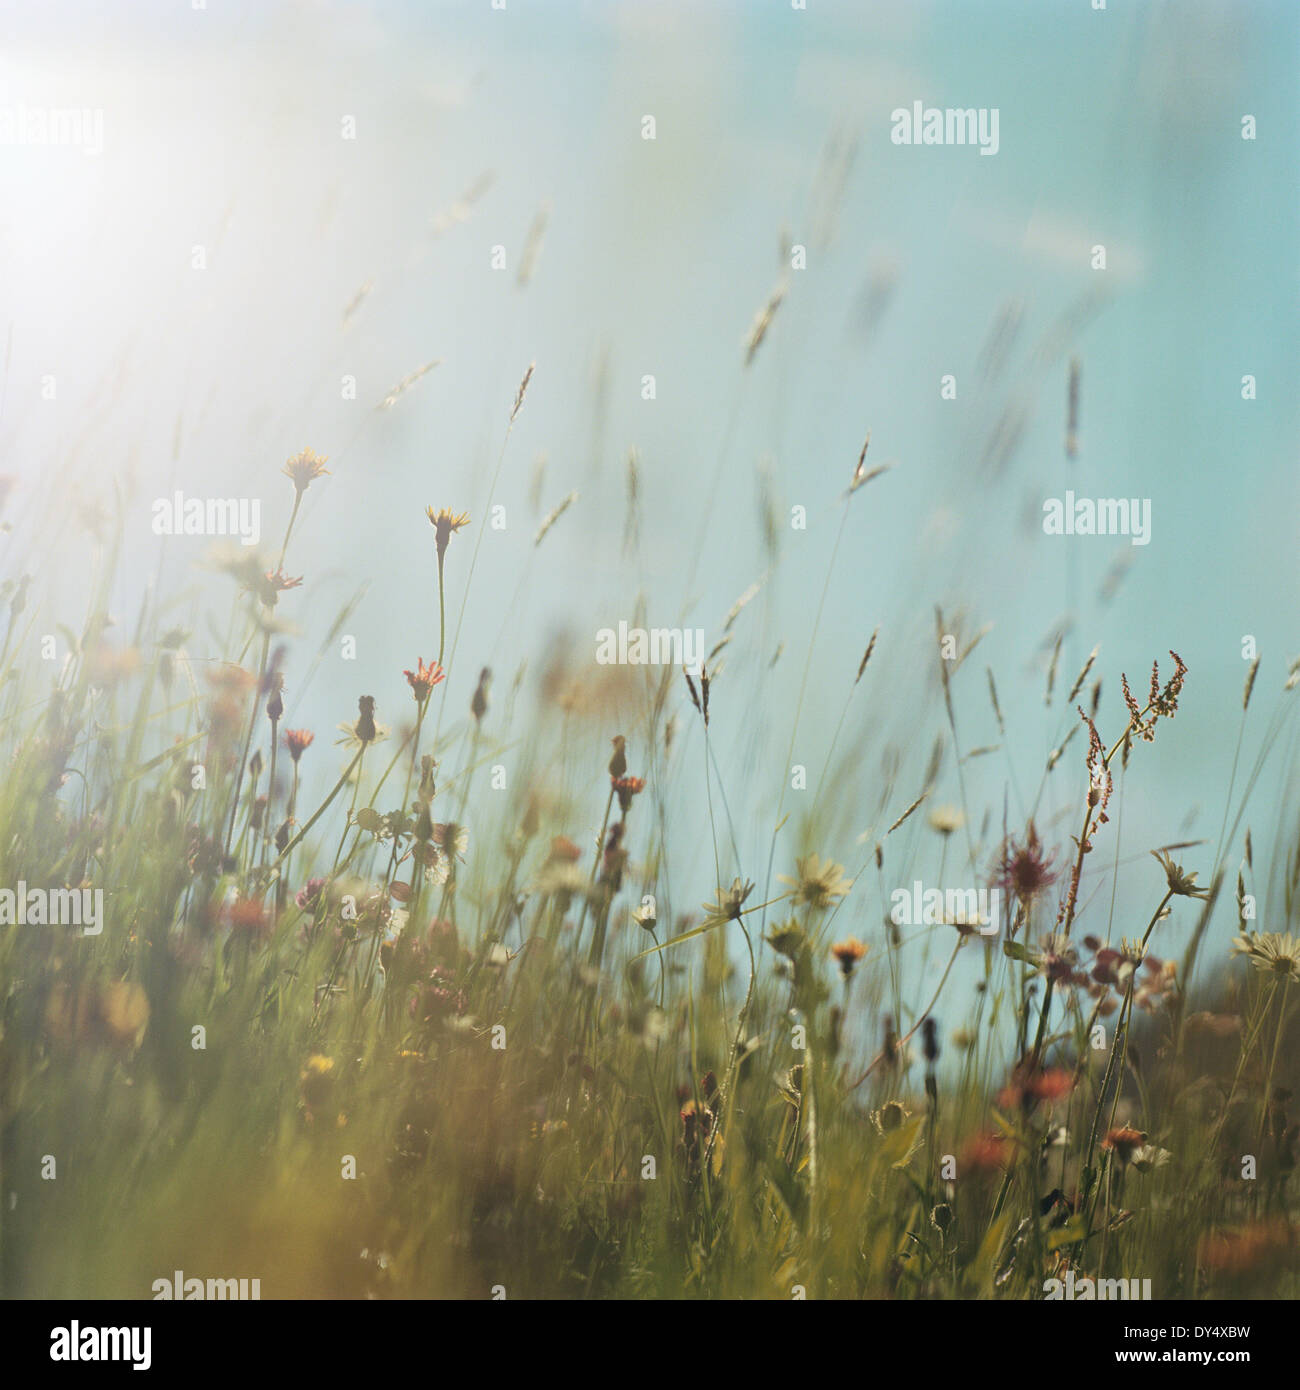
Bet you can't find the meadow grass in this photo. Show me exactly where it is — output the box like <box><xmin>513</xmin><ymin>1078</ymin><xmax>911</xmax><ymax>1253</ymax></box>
<box><xmin>0</xmin><ymin>390</ymin><xmax>1297</xmax><ymax>1302</ymax></box>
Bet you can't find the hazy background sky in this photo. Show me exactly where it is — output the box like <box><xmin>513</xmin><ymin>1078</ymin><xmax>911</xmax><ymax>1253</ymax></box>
<box><xmin>1</xmin><ymin>0</ymin><xmax>1296</xmax><ymax>1013</ymax></box>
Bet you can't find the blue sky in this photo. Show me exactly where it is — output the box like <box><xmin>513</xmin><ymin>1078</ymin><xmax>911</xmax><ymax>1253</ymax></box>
<box><xmin>1</xmin><ymin>0</ymin><xmax>1296</xmax><ymax>1026</ymax></box>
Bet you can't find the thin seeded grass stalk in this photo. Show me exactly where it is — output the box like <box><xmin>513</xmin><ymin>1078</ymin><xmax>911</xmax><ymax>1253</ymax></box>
<box><xmin>432</xmin><ymin>365</ymin><xmax>532</xmax><ymax>745</ymax></box>
<box><xmin>533</xmin><ymin>490</ymin><xmax>577</xmax><ymax>547</ymax></box>
<box><xmin>743</xmin><ymin>280</ymin><xmax>786</xmax><ymax>367</ymax></box>
<box><xmin>225</xmin><ymin>498</ymin><xmax>301</xmax><ymax>857</ymax></box>
<box><xmin>1258</xmin><ymin>976</ymin><xmax>1292</xmax><ymax>1142</ymax></box>
<box><xmin>378</xmin><ymin>359</ymin><xmax>441</xmax><ymax>410</ymax></box>
<box><xmin>758</xmin><ymin>504</ymin><xmax>852</xmax><ymax>947</ymax></box>
<box><xmin>1081</xmin><ymin>888</ymin><xmax>1173</xmax><ymax>1197</ymax></box>
<box><xmin>846</xmin><ymin>938</ymin><xmax>962</xmax><ymax>1091</ymax></box>
<box><xmin>272</xmin><ymin>745</ymin><xmax>365</xmax><ymax>870</ymax></box>
<box><xmin>1067</xmin><ymin>645</ymin><xmax>1099</xmax><ymax>706</ymax></box>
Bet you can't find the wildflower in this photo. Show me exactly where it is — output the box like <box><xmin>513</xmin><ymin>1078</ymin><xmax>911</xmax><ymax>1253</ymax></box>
<box><xmin>426</xmin><ymin>506</ymin><xmax>470</xmax><ymax>559</ymax></box>
<box><xmin>1039</xmin><ymin>938</ymin><xmax>1079</xmax><ymax>984</ymax></box>
<box><xmin>1198</xmin><ymin>1219</ymin><xmax>1294</xmax><ymax>1280</ymax></box>
<box><xmin>300</xmin><ymin>1055</ymin><xmax>335</xmax><ymax>1110</ymax></box>
<box><xmin>227</xmin><ymin>896</ymin><xmax>270</xmax><ymax>938</ymax></box>
<box><xmin>411</xmin><ymin>966</ymin><xmax>465</xmax><ymax>1021</ymax></box>
<box><xmin>779</xmin><ymin>854</ymin><xmax>852</xmax><ymax>911</ymax></box>
<box><xmin>927</xmin><ymin>804</ymin><xmax>965</xmax><ymax>836</ymax></box>
<box><xmin>534</xmin><ymin>859</ymin><xmax>585</xmax><ymax>900</ymax></box>
<box><xmin>873</xmin><ymin>1100</ymin><xmax>909</xmax><ymax>1134</ymax></box>
<box><xmin>766</xmin><ymin>920</ymin><xmax>806</xmax><ymax>960</ymax></box>
<box><xmin>1232</xmin><ymin>931</ymin><xmax>1300</xmax><ymax>982</ymax></box>
<box><xmin>1101</xmin><ymin>1126</ymin><xmax>1146</xmax><ymax>1164</ymax></box>
<box><xmin>337</xmin><ymin>695</ymin><xmax>387</xmax><ymax>749</ymax></box>
<box><xmin>422</xmin><ymin>853</ymin><xmax>451</xmax><ymax>889</ymax></box>
<box><xmin>947</xmin><ymin>908</ymin><xmax>991</xmax><ymax>937</ymax></box>
<box><xmin>700</xmin><ymin>878</ymin><xmax>755</xmax><ymax>930</ymax></box>
<box><xmin>404</xmin><ymin>657</ymin><xmax>446</xmax><ymax>703</ymax></box>
<box><xmin>266</xmin><ymin>671</ymin><xmax>284</xmax><ymax>723</ymax></box>
<box><xmin>257</xmin><ymin>569</ymin><xmax>303</xmax><ymax>607</ymax></box>
<box><xmin>1135</xmin><ymin>956</ymin><xmax>1178</xmax><ymax>1012</ymax></box>
<box><xmin>417</xmin><ymin>755</ymin><xmax>437</xmax><ymax>805</ymax></box>
<box><xmin>679</xmin><ymin>1098</ymin><xmax>715</xmax><ymax>1160</ymax></box>
<box><xmin>830</xmin><ymin>937</ymin><xmax>868</xmax><ymax>977</ymax></box>
<box><xmin>1091</xmin><ymin>946</ymin><xmax>1138</xmax><ymax>988</ymax></box>
<box><xmin>993</xmin><ymin>821</ymin><xmax>1059</xmax><ymax>903</ymax></box>
<box><xmin>432</xmin><ymin>822</ymin><xmax>468</xmax><ymax>861</ymax></box>
<box><xmin>471</xmin><ymin>667</ymin><xmax>490</xmax><ymax>723</ymax></box>
<box><xmin>1151</xmin><ymin>849</ymin><xmax>1209</xmax><ymax>899</ymax></box>
<box><xmin>282</xmin><ymin>448</ymin><xmax>330</xmax><ymax>495</ymax></box>
<box><xmin>960</xmin><ymin>1133</ymin><xmax>1010</xmax><ymax>1173</ymax></box>
<box><xmin>608</xmin><ymin>734</ymin><xmax>627</xmax><ymax>780</ymax></box>
<box><xmin>295</xmin><ymin>877</ymin><xmax>327</xmax><ymax>911</ymax></box>
<box><xmin>612</xmin><ymin>774</ymin><xmax>646</xmax><ymax>815</ymax></box>
<box><xmin>206</xmin><ymin>663</ymin><xmax>257</xmax><ymax>695</ymax></box>
<box><xmin>1030</xmin><ymin>1069</ymin><xmax>1075</xmax><ymax>1102</ymax></box>
<box><xmin>549</xmin><ymin>835</ymin><xmax>582</xmax><ymax>863</ymax></box>
<box><xmin>1130</xmin><ymin>1143</ymin><xmax>1172</xmax><ymax>1174</ymax></box>
<box><xmin>599</xmin><ymin>821</ymin><xmax>627</xmax><ymax>892</ymax></box>
<box><xmin>632</xmin><ymin>900</ymin><xmax>657</xmax><ymax>931</ymax></box>
<box><xmin>998</xmin><ymin>1066</ymin><xmax>1075</xmax><ymax>1111</ymax></box>
<box><xmin>285</xmin><ymin>728</ymin><xmax>314</xmax><ymax>763</ymax></box>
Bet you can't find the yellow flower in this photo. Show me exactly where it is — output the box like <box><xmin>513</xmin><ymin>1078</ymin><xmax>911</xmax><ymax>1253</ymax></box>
<box><xmin>779</xmin><ymin>854</ymin><xmax>853</xmax><ymax>911</ymax></box>
<box><xmin>283</xmin><ymin>448</ymin><xmax>330</xmax><ymax>495</ymax></box>
<box><xmin>300</xmin><ymin>1054</ymin><xmax>335</xmax><ymax>1109</ymax></box>
<box><xmin>426</xmin><ymin>507</ymin><xmax>470</xmax><ymax>557</ymax></box>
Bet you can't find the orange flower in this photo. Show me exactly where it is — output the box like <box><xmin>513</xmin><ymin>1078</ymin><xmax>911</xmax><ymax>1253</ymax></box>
<box><xmin>960</xmin><ymin>1132</ymin><xmax>1011</xmax><ymax>1173</ymax></box>
<box><xmin>1101</xmin><ymin>1126</ymin><xmax>1146</xmax><ymax>1163</ymax></box>
<box><xmin>258</xmin><ymin>569</ymin><xmax>303</xmax><ymax>607</ymax></box>
<box><xmin>1029</xmin><ymin>1068</ymin><xmax>1075</xmax><ymax>1102</ymax></box>
<box><xmin>285</xmin><ymin>728</ymin><xmax>315</xmax><ymax>762</ymax></box>
<box><xmin>228</xmin><ymin>896</ymin><xmax>270</xmax><ymax>938</ymax></box>
<box><xmin>830</xmin><ymin>937</ymin><xmax>869</xmax><ymax>977</ymax></box>
<box><xmin>612</xmin><ymin>774</ymin><xmax>646</xmax><ymax>814</ymax></box>
<box><xmin>1198</xmin><ymin>1219</ymin><xmax>1293</xmax><ymax>1279</ymax></box>
<box><xmin>608</xmin><ymin>735</ymin><xmax>627</xmax><ymax>779</ymax></box>
<box><xmin>998</xmin><ymin>1066</ymin><xmax>1075</xmax><ymax>1110</ymax></box>
<box><xmin>404</xmin><ymin>658</ymin><xmax>446</xmax><ymax>703</ymax></box>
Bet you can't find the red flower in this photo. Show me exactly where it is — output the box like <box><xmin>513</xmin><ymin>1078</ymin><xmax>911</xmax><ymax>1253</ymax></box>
<box><xmin>227</xmin><ymin>896</ymin><xmax>270</xmax><ymax>938</ymax></box>
<box><xmin>612</xmin><ymin>775</ymin><xmax>646</xmax><ymax>814</ymax></box>
<box><xmin>960</xmin><ymin>1133</ymin><xmax>1011</xmax><ymax>1173</ymax></box>
<box><xmin>1101</xmin><ymin>1126</ymin><xmax>1146</xmax><ymax>1163</ymax></box>
<box><xmin>992</xmin><ymin>821</ymin><xmax>1060</xmax><ymax>903</ymax></box>
<box><xmin>404</xmin><ymin>658</ymin><xmax>446</xmax><ymax>703</ymax></box>
<box><xmin>285</xmin><ymin>728</ymin><xmax>315</xmax><ymax>762</ymax></box>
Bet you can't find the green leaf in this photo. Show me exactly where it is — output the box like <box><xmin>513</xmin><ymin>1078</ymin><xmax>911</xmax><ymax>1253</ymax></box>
<box><xmin>1047</xmin><ymin>1214</ymin><xmax>1089</xmax><ymax>1250</ymax></box>
<box><xmin>630</xmin><ymin>916</ymin><xmax>726</xmax><ymax>962</ymax></box>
